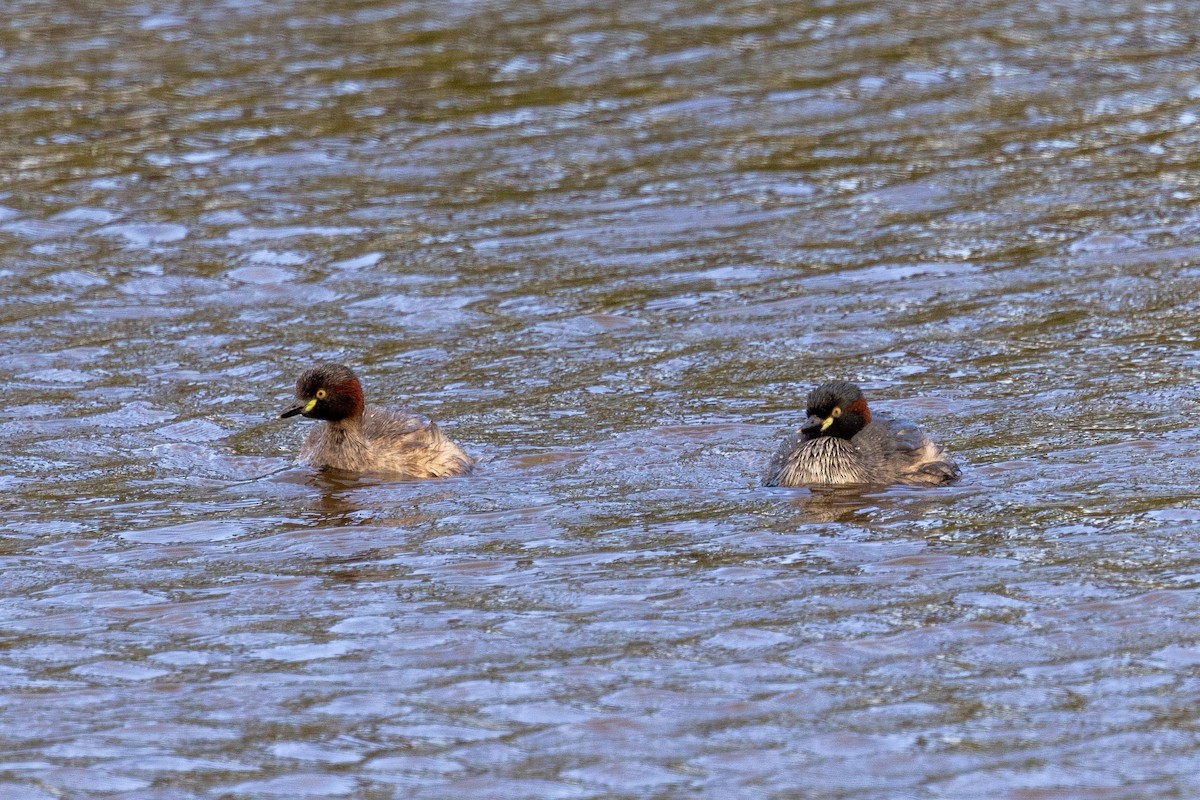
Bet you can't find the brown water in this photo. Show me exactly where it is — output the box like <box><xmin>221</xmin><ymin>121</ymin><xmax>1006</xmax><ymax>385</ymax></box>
<box><xmin>4</xmin><ymin>1</ymin><xmax>1200</xmax><ymax>797</ymax></box>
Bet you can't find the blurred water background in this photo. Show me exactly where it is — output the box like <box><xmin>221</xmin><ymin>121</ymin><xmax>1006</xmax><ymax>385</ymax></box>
<box><xmin>4</xmin><ymin>0</ymin><xmax>1200</xmax><ymax>797</ymax></box>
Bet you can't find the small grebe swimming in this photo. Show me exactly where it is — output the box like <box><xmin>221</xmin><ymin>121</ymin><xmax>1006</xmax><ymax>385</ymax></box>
<box><xmin>279</xmin><ymin>363</ymin><xmax>475</xmax><ymax>478</ymax></box>
<box><xmin>764</xmin><ymin>381</ymin><xmax>959</xmax><ymax>487</ymax></box>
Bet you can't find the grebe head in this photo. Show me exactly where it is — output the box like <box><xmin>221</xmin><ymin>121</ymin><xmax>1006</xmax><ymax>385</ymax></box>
<box><xmin>800</xmin><ymin>381</ymin><xmax>871</xmax><ymax>441</ymax></box>
<box><xmin>279</xmin><ymin>363</ymin><xmax>365</xmax><ymax>422</ymax></box>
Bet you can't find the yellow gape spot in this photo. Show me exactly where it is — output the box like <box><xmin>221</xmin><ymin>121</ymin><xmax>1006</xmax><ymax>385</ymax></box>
<box><xmin>819</xmin><ymin>407</ymin><xmax>842</xmax><ymax>431</ymax></box>
<box><xmin>303</xmin><ymin>398</ymin><xmax>318</xmax><ymax>414</ymax></box>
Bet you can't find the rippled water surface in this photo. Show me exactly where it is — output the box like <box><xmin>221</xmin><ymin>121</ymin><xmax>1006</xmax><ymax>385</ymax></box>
<box><xmin>5</xmin><ymin>0</ymin><xmax>1200</xmax><ymax>797</ymax></box>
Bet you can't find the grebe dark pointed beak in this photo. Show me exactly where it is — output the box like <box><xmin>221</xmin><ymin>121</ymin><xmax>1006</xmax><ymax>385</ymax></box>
<box><xmin>280</xmin><ymin>399</ymin><xmax>315</xmax><ymax>419</ymax></box>
<box><xmin>800</xmin><ymin>414</ymin><xmax>826</xmax><ymax>437</ymax></box>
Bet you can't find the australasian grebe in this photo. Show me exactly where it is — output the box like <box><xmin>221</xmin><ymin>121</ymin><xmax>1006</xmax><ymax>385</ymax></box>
<box><xmin>279</xmin><ymin>362</ymin><xmax>475</xmax><ymax>478</ymax></box>
<box><xmin>764</xmin><ymin>381</ymin><xmax>959</xmax><ymax>487</ymax></box>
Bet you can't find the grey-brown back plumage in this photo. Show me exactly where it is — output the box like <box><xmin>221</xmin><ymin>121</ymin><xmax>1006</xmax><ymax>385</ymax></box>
<box><xmin>764</xmin><ymin>413</ymin><xmax>959</xmax><ymax>488</ymax></box>
<box><xmin>300</xmin><ymin>405</ymin><xmax>475</xmax><ymax>478</ymax></box>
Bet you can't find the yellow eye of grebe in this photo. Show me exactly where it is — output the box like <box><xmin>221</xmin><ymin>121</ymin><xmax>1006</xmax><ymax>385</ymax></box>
<box><xmin>315</xmin><ymin>389</ymin><xmax>327</xmax><ymax>399</ymax></box>
<box><xmin>831</xmin><ymin>407</ymin><xmax>841</xmax><ymax>418</ymax></box>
